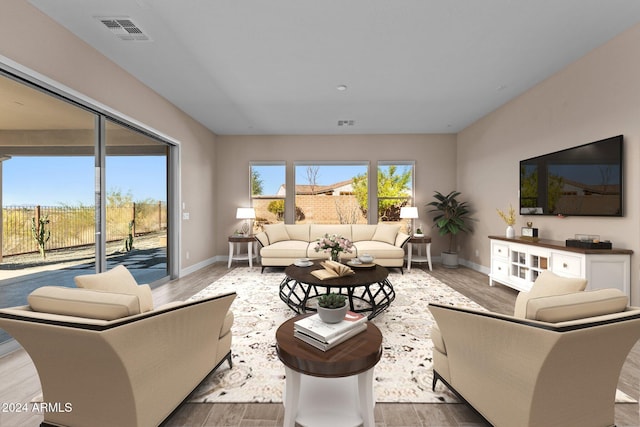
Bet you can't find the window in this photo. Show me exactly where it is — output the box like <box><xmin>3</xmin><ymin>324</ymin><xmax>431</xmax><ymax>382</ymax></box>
<box><xmin>377</xmin><ymin>162</ymin><xmax>414</xmax><ymax>228</ymax></box>
<box><xmin>294</xmin><ymin>163</ymin><xmax>368</xmax><ymax>224</ymax></box>
<box><xmin>250</xmin><ymin>162</ymin><xmax>286</xmax><ymax>229</ymax></box>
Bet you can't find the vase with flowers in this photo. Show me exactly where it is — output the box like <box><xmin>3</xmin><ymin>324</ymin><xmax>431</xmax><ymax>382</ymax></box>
<box><xmin>314</xmin><ymin>233</ymin><xmax>354</xmax><ymax>262</ymax></box>
<box><xmin>497</xmin><ymin>204</ymin><xmax>516</xmax><ymax>238</ymax></box>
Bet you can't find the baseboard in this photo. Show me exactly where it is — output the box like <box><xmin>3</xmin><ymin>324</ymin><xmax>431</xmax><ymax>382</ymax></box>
<box><xmin>180</xmin><ymin>256</ymin><xmax>220</xmax><ymax>277</ymax></box>
<box><xmin>459</xmin><ymin>258</ymin><xmax>489</xmax><ymax>276</ymax></box>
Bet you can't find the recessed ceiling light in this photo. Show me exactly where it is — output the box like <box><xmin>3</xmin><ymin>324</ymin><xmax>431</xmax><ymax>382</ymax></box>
<box><xmin>336</xmin><ymin>85</ymin><xmax>348</xmax><ymax>91</ymax></box>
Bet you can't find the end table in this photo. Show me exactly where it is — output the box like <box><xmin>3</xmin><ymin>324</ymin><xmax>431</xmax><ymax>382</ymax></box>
<box><xmin>407</xmin><ymin>235</ymin><xmax>432</xmax><ymax>271</ymax></box>
<box><xmin>228</xmin><ymin>235</ymin><xmax>257</xmax><ymax>268</ymax></box>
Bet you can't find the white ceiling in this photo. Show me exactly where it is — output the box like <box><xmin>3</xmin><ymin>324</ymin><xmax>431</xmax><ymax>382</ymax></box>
<box><xmin>27</xmin><ymin>0</ymin><xmax>640</xmax><ymax>135</ymax></box>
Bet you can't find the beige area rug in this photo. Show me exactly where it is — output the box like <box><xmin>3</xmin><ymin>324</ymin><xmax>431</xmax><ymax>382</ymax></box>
<box><xmin>185</xmin><ymin>267</ymin><xmax>637</xmax><ymax>404</ymax></box>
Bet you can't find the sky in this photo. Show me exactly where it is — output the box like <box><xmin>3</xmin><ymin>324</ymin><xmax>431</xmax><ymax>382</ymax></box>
<box><xmin>3</xmin><ymin>156</ymin><xmax>167</xmax><ymax>206</ymax></box>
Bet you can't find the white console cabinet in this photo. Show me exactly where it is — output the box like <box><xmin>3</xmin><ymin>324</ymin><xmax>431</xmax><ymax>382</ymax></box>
<box><xmin>489</xmin><ymin>236</ymin><xmax>632</xmax><ymax>297</ymax></box>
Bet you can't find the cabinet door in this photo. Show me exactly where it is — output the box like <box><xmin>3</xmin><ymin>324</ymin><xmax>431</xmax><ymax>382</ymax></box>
<box><xmin>529</xmin><ymin>250</ymin><xmax>550</xmax><ymax>282</ymax></box>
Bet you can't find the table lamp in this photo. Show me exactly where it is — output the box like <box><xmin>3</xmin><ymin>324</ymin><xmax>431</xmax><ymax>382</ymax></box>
<box><xmin>400</xmin><ymin>206</ymin><xmax>419</xmax><ymax>236</ymax></box>
<box><xmin>236</xmin><ymin>207</ymin><xmax>256</xmax><ymax>236</ymax></box>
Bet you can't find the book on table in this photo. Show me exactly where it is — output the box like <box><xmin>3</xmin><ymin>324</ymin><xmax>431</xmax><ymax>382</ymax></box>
<box><xmin>294</xmin><ymin>322</ymin><xmax>367</xmax><ymax>351</ymax></box>
<box><xmin>310</xmin><ymin>260</ymin><xmax>355</xmax><ymax>280</ymax></box>
<box><xmin>294</xmin><ymin>311</ymin><xmax>367</xmax><ymax>343</ymax></box>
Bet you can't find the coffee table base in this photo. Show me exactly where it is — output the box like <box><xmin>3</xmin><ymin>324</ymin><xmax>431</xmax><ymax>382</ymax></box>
<box><xmin>278</xmin><ymin>277</ymin><xmax>395</xmax><ymax>320</ymax></box>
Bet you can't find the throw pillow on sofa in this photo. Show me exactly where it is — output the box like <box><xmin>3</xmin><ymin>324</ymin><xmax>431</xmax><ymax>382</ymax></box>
<box><xmin>372</xmin><ymin>224</ymin><xmax>400</xmax><ymax>245</ymax></box>
<box><xmin>264</xmin><ymin>223</ymin><xmax>290</xmax><ymax>244</ymax></box>
<box><xmin>74</xmin><ymin>265</ymin><xmax>153</xmax><ymax>312</ymax></box>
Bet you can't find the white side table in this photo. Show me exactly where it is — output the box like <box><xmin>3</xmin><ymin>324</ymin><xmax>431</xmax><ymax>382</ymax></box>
<box><xmin>407</xmin><ymin>235</ymin><xmax>432</xmax><ymax>271</ymax></box>
<box><xmin>276</xmin><ymin>315</ymin><xmax>382</xmax><ymax>427</ymax></box>
<box><xmin>228</xmin><ymin>235</ymin><xmax>257</xmax><ymax>268</ymax></box>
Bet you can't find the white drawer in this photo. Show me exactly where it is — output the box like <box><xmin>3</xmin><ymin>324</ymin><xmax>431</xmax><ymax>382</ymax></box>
<box><xmin>492</xmin><ymin>259</ymin><xmax>509</xmax><ymax>279</ymax></box>
<box><xmin>552</xmin><ymin>253</ymin><xmax>582</xmax><ymax>277</ymax></box>
<box><xmin>492</xmin><ymin>243</ymin><xmax>509</xmax><ymax>259</ymax></box>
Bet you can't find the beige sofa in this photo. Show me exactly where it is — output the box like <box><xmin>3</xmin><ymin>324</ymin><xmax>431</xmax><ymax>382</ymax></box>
<box><xmin>429</xmin><ymin>282</ymin><xmax>640</xmax><ymax>427</ymax></box>
<box><xmin>0</xmin><ymin>266</ymin><xmax>235</xmax><ymax>427</ymax></box>
<box><xmin>255</xmin><ymin>223</ymin><xmax>410</xmax><ymax>272</ymax></box>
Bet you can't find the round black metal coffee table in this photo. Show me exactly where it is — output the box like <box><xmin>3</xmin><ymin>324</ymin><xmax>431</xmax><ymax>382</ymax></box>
<box><xmin>279</xmin><ymin>260</ymin><xmax>395</xmax><ymax>319</ymax></box>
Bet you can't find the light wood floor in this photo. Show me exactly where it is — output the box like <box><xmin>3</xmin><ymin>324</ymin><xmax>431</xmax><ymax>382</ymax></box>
<box><xmin>1</xmin><ymin>262</ymin><xmax>639</xmax><ymax>427</ymax></box>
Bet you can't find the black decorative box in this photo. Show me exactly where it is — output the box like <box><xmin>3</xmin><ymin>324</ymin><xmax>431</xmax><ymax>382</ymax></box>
<box><xmin>565</xmin><ymin>239</ymin><xmax>612</xmax><ymax>249</ymax></box>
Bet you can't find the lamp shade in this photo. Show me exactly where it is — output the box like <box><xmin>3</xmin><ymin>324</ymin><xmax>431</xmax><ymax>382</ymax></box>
<box><xmin>236</xmin><ymin>207</ymin><xmax>256</xmax><ymax>219</ymax></box>
<box><xmin>400</xmin><ymin>206</ymin><xmax>419</xmax><ymax>219</ymax></box>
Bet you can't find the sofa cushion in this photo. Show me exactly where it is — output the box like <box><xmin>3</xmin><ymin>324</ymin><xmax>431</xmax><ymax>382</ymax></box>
<box><xmin>28</xmin><ymin>286</ymin><xmax>141</xmax><ymax>320</ymax></box>
<box><xmin>352</xmin><ymin>224</ymin><xmax>377</xmax><ymax>242</ymax></box>
<box><xmin>285</xmin><ymin>224</ymin><xmax>310</xmax><ymax>242</ymax></box>
<box><xmin>525</xmin><ymin>288</ymin><xmax>628</xmax><ymax>322</ymax></box>
<box><xmin>264</xmin><ymin>223</ymin><xmax>290</xmax><ymax>244</ymax></box>
<box><xmin>309</xmin><ymin>224</ymin><xmax>353</xmax><ymax>241</ymax></box>
<box><xmin>74</xmin><ymin>265</ymin><xmax>153</xmax><ymax>313</ymax></box>
<box><xmin>353</xmin><ymin>241</ymin><xmax>405</xmax><ymax>258</ymax></box>
<box><xmin>372</xmin><ymin>224</ymin><xmax>400</xmax><ymax>245</ymax></box>
<box><xmin>261</xmin><ymin>240</ymin><xmax>310</xmax><ymax>258</ymax></box>
<box><xmin>513</xmin><ymin>270</ymin><xmax>587</xmax><ymax>318</ymax></box>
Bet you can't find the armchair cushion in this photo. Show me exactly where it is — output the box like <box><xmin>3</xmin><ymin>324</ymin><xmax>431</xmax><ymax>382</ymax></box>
<box><xmin>430</xmin><ymin>323</ymin><xmax>446</xmax><ymax>354</ymax></box>
<box><xmin>74</xmin><ymin>265</ymin><xmax>153</xmax><ymax>312</ymax></box>
<box><xmin>28</xmin><ymin>286</ymin><xmax>141</xmax><ymax>320</ymax></box>
<box><xmin>526</xmin><ymin>288</ymin><xmax>628</xmax><ymax>322</ymax></box>
<box><xmin>514</xmin><ymin>270</ymin><xmax>587</xmax><ymax>318</ymax></box>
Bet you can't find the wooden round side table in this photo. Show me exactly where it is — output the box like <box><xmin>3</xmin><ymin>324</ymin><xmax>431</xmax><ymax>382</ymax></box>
<box><xmin>227</xmin><ymin>235</ymin><xmax>257</xmax><ymax>268</ymax></box>
<box><xmin>276</xmin><ymin>314</ymin><xmax>383</xmax><ymax>427</ymax></box>
<box><xmin>407</xmin><ymin>235</ymin><xmax>432</xmax><ymax>271</ymax></box>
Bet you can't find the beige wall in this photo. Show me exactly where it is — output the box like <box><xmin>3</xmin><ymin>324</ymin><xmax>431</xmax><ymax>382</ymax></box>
<box><xmin>0</xmin><ymin>0</ymin><xmax>218</xmax><ymax>273</ymax></box>
<box><xmin>215</xmin><ymin>134</ymin><xmax>457</xmax><ymax>255</ymax></box>
<box><xmin>457</xmin><ymin>23</ymin><xmax>640</xmax><ymax>303</ymax></box>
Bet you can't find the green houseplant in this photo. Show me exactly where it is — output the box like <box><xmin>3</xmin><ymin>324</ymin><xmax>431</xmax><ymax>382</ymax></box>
<box><xmin>426</xmin><ymin>190</ymin><xmax>474</xmax><ymax>268</ymax></box>
<box><xmin>317</xmin><ymin>293</ymin><xmax>348</xmax><ymax>323</ymax></box>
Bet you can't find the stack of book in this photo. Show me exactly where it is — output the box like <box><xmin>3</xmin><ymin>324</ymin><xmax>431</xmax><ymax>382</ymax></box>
<box><xmin>293</xmin><ymin>311</ymin><xmax>368</xmax><ymax>351</ymax></box>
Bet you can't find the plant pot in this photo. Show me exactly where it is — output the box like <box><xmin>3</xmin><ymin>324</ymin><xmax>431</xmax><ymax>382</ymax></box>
<box><xmin>441</xmin><ymin>251</ymin><xmax>459</xmax><ymax>269</ymax></box>
<box><xmin>317</xmin><ymin>304</ymin><xmax>348</xmax><ymax>323</ymax></box>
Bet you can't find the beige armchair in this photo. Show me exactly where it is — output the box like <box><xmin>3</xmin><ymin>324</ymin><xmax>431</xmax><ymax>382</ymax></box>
<box><xmin>0</xmin><ymin>266</ymin><xmax>235</xmax><ymax>427</ymax></box>
<box><xmin>429</xmin><ymin>288</ymin><xmax>640</xmax><ymax>427</ymax></box>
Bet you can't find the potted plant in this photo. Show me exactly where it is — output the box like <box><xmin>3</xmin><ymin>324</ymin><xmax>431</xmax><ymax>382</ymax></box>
<box><xmin>317</xmin><ymin>292</ymin><xmax>348</xmax><ymax>323</ymax></box>
<box><xmin>426</xmin><ymin>190</ymin><xmax>474</xmax><ymax>268</ymax></box>
<box><xmin>314</xmin><ymin>233</ymin><xmax>354</xmax><ymax>262</ymax></box>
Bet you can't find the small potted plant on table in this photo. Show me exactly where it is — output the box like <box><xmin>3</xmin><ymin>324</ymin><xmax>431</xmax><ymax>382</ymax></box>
<box><xmin>317</xmin><ymin>293</ymin><xmax>348</xmax><ymax>323</ymax></box>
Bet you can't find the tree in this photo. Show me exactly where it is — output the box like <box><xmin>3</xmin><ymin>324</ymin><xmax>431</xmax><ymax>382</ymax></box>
<box><xmin>352</xmin><ymin>166</ymin><xmax>412</xmax><ymax>220</ymax></box>
<box><xmin>251</xmin><ymin>169</ymin><xmax>264</xmax><ymax>196</ymax></box>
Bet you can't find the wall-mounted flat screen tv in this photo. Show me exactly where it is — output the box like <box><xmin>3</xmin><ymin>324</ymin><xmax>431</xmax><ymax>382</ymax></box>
<box><xmin>519</xmin><ymin>135</ymin><xmax>623</xmax><ymax>216</ymax></box>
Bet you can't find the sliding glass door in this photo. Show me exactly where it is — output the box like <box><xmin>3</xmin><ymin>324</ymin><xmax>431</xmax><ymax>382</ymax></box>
<box><xmin>0</xmin><ymin>69</ymin><xmax>175</xmax><ymax>351</ymax></box>
<box><xmin>105</xmin><ymin>120</ymin><xmax>168</xmax><ymax>283</ymax></box>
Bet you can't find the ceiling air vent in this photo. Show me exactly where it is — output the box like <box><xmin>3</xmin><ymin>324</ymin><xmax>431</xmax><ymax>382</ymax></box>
<box><xmin>338</xmin><ymin>120</ymin><xmax>355</xmax><ymax>127</ymax></box>
<box><xmin>96</xmin><ymin>17</ymin><xmax>151</xmax><ymax>41</ymax></box>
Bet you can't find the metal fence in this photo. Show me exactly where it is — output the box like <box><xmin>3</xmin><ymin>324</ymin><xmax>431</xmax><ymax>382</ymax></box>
<box><xmin>2</xmin><ymin>203</ymin><xmax>167</xmax><ymax>257</ymax></box>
